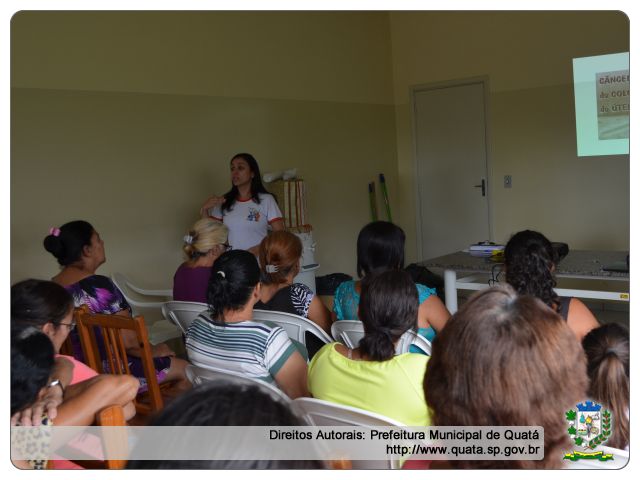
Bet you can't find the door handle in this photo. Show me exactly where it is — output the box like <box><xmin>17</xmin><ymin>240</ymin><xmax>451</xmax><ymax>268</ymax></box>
<box><xmin>473</xmin><ymin>178</ymin><xmax>486</xmax><ymax>197</ymax></box>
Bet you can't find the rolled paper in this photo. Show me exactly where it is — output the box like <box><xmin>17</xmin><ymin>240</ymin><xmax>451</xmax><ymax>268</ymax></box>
<box><xmin>379</xmin><ymin>173</ymin><xmax>392</xmax><ymax>222</ymax></box>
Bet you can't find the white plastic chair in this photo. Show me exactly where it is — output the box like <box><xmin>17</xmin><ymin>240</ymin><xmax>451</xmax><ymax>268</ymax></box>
<box><xmin>397</xmin><ymin>330</ymin><xmax>432</xmax><ymax>356</ymax></box>
<box><xmin>111</xmin><ymin>272</ymin><xmax>172</xmax><ymax>309</ymax></box>
<box><xmin>330</xmin><ymin>320</ymin><xmax>364</xmax><ymax>349</ymax></box>
<box><xmin>161</xmin><ymin>301</ymin><xmax>208</xmax><ymax>335</ymax></box>
<box><xmin>331</xmin><ymin>320</ymin><xmax>432</xmax><ymax>355</ymax></box>
<box><xmin>252</xmin><ymin>309</ymin><xmax>333</xmax><ymax>348</ymax></box>
<box><xmin>185</xmin><ymin>364</ymin><xmax>291</xmax><ymax>404</ymax></box>
<box><xmin>111</xmin><ymin>273</ymin><xmax>180</xmax><ymax>343</ymax></box>
<box><xmin>292</xmin><ymin>397</ymin><xmax>405</xmax><ymax>469</ymax></box>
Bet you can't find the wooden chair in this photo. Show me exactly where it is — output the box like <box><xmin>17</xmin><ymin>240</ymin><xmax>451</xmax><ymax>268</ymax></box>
<box><xmin>58</xmin><ymin>335</ymin><xmax>76</xmax><ymax>357</ymax></box>
<box><xmin>95</xmin><ymin>405</ymin><xmax>128</xmax><ymax>469</ymax></box>
<box><xmin>74</xmin><ymin>305</ymin><xmax>163</xmax><ymax>414</ymax></box>
<box><xmin>46</xmin><ymin>405</ymin><xmax>128</xmax><ymax>470</ymax></box>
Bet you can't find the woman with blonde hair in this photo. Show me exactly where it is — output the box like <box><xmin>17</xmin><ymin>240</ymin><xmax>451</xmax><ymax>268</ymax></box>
<box><xmin>255</xmin><ymin>231</ymin><xmax>331</xmax><ymax>334</ymax></box>
<box><xmin>173</xmin><ymin>218</ymin><xmax>230</xmax><ymax>303</ymax></box>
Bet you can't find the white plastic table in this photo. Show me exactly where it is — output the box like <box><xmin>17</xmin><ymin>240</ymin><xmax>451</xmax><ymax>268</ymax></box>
<box><xmin>419</xmin><ymin>250</ymin><xmax>629</xmax><ymax>313</ymax></box>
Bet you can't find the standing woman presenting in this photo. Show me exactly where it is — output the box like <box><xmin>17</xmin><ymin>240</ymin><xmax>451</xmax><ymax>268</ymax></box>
<box><xmin>200</xmin><ymin>153</ymin><xmax>284</xmax><ymax>255</ymax></box>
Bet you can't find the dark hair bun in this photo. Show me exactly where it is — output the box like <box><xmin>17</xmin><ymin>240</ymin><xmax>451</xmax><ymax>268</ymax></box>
<box><xmin>42</xmin><ymin>220</ymin><xmax>94</xmax><ymax>266</ymax></box>
<box><xmin>43</xmin><ymin>234</ymin><xmax>66</xmax><ymax>262</ymax></box>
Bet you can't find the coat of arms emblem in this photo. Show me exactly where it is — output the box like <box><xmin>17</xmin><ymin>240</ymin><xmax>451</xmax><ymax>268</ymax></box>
<box><xmin>564</xmin><ymin>401</ymin><xmax>614</xmax><ymax>462</ymax></box>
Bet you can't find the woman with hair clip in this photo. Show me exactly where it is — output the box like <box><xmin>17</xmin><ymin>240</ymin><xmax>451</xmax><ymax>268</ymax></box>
<box><xmin>582</xmin><ymin>323</ymin><xmax>629</xmax><ymax>450</ymax></box>
<box><xmin>308</xmin><ymin>270</ymin><xmax>430</xmax><ymax>426</ymax></box>
<box><xmin>422</xmin><ymin>285</ymin><xmax>588</xmax><ymax>469</ymax></box>
<box><xmin>185</xmin><ymin>250</ymin><xmax>308</xmax><ymax>399</ymax></box>
<box><xmin>173</xmin><ymin>218</ymin><xmax>230</xmax><ymax>303</ymax></box>
<box><xmin>504</xmin><ymin>229</ymin><xmax>599</xmax><ymax>340</ymax></box>
<box><xmin>43</xmin><ymin>220</ymin><xmax>190</xmax><ymax>391</ymax></box>
<box><xmin>333</xmin><ymin>221</ymin><xmax>449</xmax><ymax>343</ymax></box>
<box><xmin>255</xmin><ymin>231</ymin><xmax>331</xmax><ymax>332</ymax></box>
<box><xmin>200</xmin><ymin>153</ymin><xmax>284</xmax><ymax>254</ymax></box>
<box><xmin>11</xmin><ymin>279</ymin><xmax>139</xmax><ymax>427</ymax></box>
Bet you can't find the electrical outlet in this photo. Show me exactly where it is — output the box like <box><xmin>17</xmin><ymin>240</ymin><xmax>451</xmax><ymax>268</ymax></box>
<box><xmin>504</xmin><ymin>175</ymin><xmax>512</xmax><ymax>188</ymax></box>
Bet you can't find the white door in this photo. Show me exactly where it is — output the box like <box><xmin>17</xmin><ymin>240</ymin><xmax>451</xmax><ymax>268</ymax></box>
<box><xmin>413</xmin><ymin>80</ymin><xmax>491</xmax><ymax>260</ymax></box>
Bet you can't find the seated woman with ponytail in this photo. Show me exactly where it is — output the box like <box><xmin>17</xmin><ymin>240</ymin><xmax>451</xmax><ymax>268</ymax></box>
<box><xmin>308</xmin><ymin>270</ymin><xmax>430</xmax><ymax>426</ymax></box>
<box><xmin>185</xmin><ymin>250</ymin><xmax>309</xmax><ymax>399</ymax></box>
<box><xmin>504</xmin><ymin>230</ymin><xmax>599</xmax><ymax>340</ymax></box>
<box><xmin>582</xmin><ymin>323</ymin><xmax>629</xmax><ymax>450</ymax></box>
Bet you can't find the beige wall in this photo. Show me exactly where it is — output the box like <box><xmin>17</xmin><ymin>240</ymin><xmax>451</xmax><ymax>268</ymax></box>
<box><xmin>11</xmin><ymin>11</ymin><xmax>393</xmax><ymax>104</ymax></box>
<box><xmin>10</xmin><ymin>11</ymin><xmax>397</xmax><ymax>285</ymax></box>
<box><xmin>390</xmin><ymin>11</ymin><xmax>630</xmax><ymax>260</ymax></box>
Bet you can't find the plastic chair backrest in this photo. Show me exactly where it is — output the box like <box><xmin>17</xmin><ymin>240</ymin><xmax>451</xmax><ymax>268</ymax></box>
<box><xmin>252</xmin><ymin>309</ymin><xmax>333</xmax><ymax>345</ymax></box>
<box><xmin>331</xmin><ymin>320</ymin><xmax>432</xmax><ymax>355</ymax></box>
<box><xmin>330</xmin><ymin>320</ymin><xmax>363</xmax><ymax>349</ymax></box>
<box><xmin>162</xmin><ymin>301</ymin><xmax>209</xmax><ymax>335</ymax></box>
<box><xmin>111</xmin><ymin>273</ymin><xmax>171</xmax><ymax>310</ymax></box>
<box><xmin>291</xmin><ymin>397</ymin><xmax>405</xmax><ymax>469</ymax></box>
<box><xmin>75</xmin><ymin>305</ymin><xmax>163</xmax><ymax>414</ymax></box>
<box><xmin>185</xmin><ymin>364</ymin><xmax>291</xmax><ymax>404</ymax></box>
<box><xmin>397</xmin><ymin>330</ymin><xmax>432</xmax><ymax>356</ymax></box>
<box><xmin>111</xmin><ymin>275</ymin><xmax>181</xmax><ymax>343</ymax></box>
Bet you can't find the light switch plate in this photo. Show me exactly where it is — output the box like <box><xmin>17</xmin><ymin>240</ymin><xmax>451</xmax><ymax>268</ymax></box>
<box><xmin>504</xmin><ymin>175</ymin><xmax>512</xmax><ymax>188</ymax></box>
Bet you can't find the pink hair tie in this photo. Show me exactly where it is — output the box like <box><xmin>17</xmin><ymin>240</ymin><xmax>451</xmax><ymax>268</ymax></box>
<box><xmin>49</xmin><ymin>227</ymin><xmax>61</xmax><ymax>237</ymax></box>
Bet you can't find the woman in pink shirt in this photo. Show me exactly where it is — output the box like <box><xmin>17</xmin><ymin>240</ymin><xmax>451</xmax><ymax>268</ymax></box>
<box><xmin>11</xmin><ymin>279</ymin><xmax>138</xmax><ymax>424</ymax></box>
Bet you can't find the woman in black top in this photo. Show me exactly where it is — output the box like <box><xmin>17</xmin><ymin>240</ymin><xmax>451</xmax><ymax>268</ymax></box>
<box><xmin>255</xmin><ymin>231</ymin><xmax>331</xmax><ymax>334</ymax></box>
<box><xmin>504</xmin><ymin>229</ymin><xmax>599</xmax><ymax>340</ymax></box>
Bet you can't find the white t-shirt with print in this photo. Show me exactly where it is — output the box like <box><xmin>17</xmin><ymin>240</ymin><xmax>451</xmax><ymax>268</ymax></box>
<box><xmin>209</xmin><ymin>193</ymin><xmax>282</xmax><ymax>251</ymax></box>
